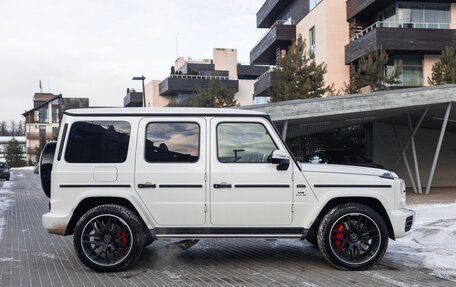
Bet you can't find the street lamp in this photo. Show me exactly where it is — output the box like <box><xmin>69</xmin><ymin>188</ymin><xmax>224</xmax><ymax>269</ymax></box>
<box><xmin>132</xmin><ymin>76</ymin><xmax>146</xmax><ymax>107</ymax></box>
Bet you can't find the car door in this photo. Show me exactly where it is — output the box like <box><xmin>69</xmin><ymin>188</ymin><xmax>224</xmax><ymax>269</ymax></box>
<box><xmin>135</xmin><ymin>117</ymin><xmax>207</xmax><ymax>226</ymax></box>
<box><xmin>210</xmin><ymin>117</ymin><xmax>294</xmax><ymax>226</ymax></box>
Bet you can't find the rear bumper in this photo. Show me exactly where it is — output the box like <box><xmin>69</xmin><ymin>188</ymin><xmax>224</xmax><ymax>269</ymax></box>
<box><xmin>390</xmin><ymin>208</ymin><xmax>415</xmax><ymax>239</ymax></box>
<box><xmin>42</xmin><ymin>212</ymin><xmax>72</xmax><ymax>235</ymax></box>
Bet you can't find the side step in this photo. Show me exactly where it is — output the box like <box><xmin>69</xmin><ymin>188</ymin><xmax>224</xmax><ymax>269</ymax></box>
<box><xmin>152</xmin><ymin>228</ymin><xmax>307</xmax><ymax>239</ymax></box>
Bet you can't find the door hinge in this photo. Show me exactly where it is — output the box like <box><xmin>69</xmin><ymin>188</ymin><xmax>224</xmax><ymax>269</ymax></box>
<box><xmin>204</xmin><ymin>204</ymin><xmax>207</xmax><ymax>213</ymax></box>
<box><xmin>292</xmin><ymin>173</ymin><xmax>295</xmax><ymax>181</ymax></box>
<box><xmin>291</xmin><ymin>204</ymin><xmax>295</xmax><ymax>213</ymax></box>
<box><xmin>204</xmin><ymin>173</ymin><xmax>208</xmax><ymax>182</ymax></box>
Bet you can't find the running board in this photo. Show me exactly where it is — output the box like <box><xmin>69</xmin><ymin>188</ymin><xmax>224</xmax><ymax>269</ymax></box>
<box><xmin>152</xmin><ymin>227</ymin><xmax>307</xmax><ymax>239</ymax></box>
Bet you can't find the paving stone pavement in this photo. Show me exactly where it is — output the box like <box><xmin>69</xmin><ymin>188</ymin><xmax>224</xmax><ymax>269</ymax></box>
<box><xmin>0</xmin><ymin>171</ymin><xmax>454</xmax><ymax>287</ymax></box>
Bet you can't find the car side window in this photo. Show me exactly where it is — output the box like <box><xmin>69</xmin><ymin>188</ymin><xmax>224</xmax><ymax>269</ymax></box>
<box><xmin>65</xmin><ymin>121</ymin><xmax>131</xmax><ymax>163</ymax></box>
<box><xmin>145</xmin><ymin>122</ymin><xmax>199</xmax><ymax>163</ymax></box>
<box><xmin>217</xmin><ymin>122</ymin><xmax>277</xmax><ymax>163</ymax></box>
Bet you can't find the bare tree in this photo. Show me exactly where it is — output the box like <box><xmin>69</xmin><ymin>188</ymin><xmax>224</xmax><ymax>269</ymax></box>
<box><xmin>0</xmin><ymin>121</ymin><xmax>7</xmax><ymax>136</ymax></box>
<box><xmin>9</xmin><ymin>120</ymin><xmax>16</xmax><ymax>136</ymax></box>
<box><xmin>16</xmin><ymin>120</ymin><xmax>25</xmax><ymax>136</ymax></box>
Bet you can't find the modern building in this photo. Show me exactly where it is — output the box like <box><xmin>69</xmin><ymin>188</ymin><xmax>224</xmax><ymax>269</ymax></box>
<box><xmin>346</xmin><ymin>0</ymin><xmax>456</xmax><ymax>88</ymax></box>
<box><xmin>251</xmin><ymin>0</ymin><xmax>456</xmax><ymax>96</ymax></box>
<box><xmin>251</xmin><ymin>0</ymin><xmax>349</xmax><ymax>97</ymax></box>
<box><xmin>0</xmin><ymin>136</ymin><xmax>26</xmax><ymax>162</ymax></box>
<box><xmin>123</xmin><ymin>88</ymin><xmax>143</xmax><ymax>107</ymax></box>
<box><xmin>22</xmin><ymin>93</ymin><xmax>89</xmax><ymax>163</ymax></box>
<box><xmin>136</xmin><ymin>48</ymin><xmax>269</xmax><ymax>108</ymax></box>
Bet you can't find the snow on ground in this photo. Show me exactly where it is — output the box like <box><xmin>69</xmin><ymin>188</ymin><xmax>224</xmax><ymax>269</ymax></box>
<box><xmin>387</xmin><ymin>203</ymin><xmax>456</xmax><ymax>282</ymax></box>
<box><xmin>10</xmin><ymin>166</ymin><xmax>35</xmax><ymax>171</ymax></box>
<box><xmin>0</xmin><ymin>180</ymin><xmax>15</xmax><ymax>240</ymax></box>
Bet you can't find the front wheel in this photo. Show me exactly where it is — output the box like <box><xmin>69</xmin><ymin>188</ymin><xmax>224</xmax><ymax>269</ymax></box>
<box><xmin>317</xmin><ymin>203</ymin><xmax>388</xmax><ymax>270</ymax></box>
<box><xmin>74</xmin><ymin>204</ymin><xmax>144</xmax><ymax>272</ymax></box>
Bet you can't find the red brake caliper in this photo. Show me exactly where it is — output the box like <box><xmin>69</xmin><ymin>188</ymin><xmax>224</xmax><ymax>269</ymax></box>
<box><xmin>334</xmin><ymin>224</ymin><xmax>345</xmax><ymax>252</ymax></box>
<box><xmin>116</xmin><ymin>230</ymin><xmax>129</xmax><ymax>247</ymax></box>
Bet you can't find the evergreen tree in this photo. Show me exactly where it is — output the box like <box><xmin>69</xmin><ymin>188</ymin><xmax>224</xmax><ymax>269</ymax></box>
<box><xmin>351</xmin><ymin>48</ymin><xmax>401</xmax><ymax>92</ymax></box>
<box><xmin>5</xmin><ymin>139</ymin><xmax>24</xmax><ymax>167</ymax></box>
<box><xmin>428</xmin><ymin>47</ymin><xmax>456</xmax><ymax>85</ymax></box>
<box><xmin>343</xmin><ymin>64</ymin><xmax>362</xmax><ymax>94</ymax></box>
<box><xmin>269</xmin><ymin>37</ymin><xmax>329</xmax><ymax>102</ymax></box>
<box><xmin>190</xmin><ymin>80</ymin><xmax>238</xmax><ymax>108</ymax></box>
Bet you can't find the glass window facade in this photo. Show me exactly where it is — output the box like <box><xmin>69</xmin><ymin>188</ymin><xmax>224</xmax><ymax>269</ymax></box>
<box><xmin>387</xmin><ymin>55</ymin><xmax>424</xmax><ymax>87</ymax></box>
<box><xmin>38</xmin><ymin>107</ymin><xmax>48</xmax><ymax>123</ymax></box>
<box><xmin>309</xmin><ymin>0</ymin><xmax>322</xmax><ymax>11</ymax></box>
<box><xmin>309</xmin><ymin>26</ymin><xmax>316</xmax><ymax>56</ymax></box>
<box><xmin>378</xmin><ymin>2</ymin><xmax>450</xmax><ymax>28</ymax></box>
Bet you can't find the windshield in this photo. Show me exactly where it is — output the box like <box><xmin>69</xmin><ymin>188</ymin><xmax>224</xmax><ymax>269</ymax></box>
<box><xmin>0</xmin><ymin>163</ymin><xmax>8</xmax><ymax>168</ymax></box>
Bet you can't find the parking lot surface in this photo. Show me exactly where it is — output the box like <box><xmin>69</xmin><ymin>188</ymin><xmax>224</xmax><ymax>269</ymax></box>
<box><xmin>0</xmin><ymin>171</ymin><xmax>454</xmax><ymax>287</ymax></box>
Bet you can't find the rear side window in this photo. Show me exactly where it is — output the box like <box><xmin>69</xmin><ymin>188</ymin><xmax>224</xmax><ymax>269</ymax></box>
<box><xmin>65</xmin><ymin>121</ymin><xmax>131</xmax><ymax>163</ymax></box>
<box><xmin>145</xmin><ymin>122</ymin><xmax>199</xmax><ymax>163</ymax></box>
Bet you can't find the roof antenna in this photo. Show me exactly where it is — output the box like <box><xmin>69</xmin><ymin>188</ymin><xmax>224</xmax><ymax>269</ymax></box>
<box><xmin>176</xmin><ymin>36</ymin><xmax>179</xmax><ymax>59</ymax></box>
<box><xmin>39</xmin><ymin>80</ymin><xmax>43</xmax><ymax>93</ymax></box>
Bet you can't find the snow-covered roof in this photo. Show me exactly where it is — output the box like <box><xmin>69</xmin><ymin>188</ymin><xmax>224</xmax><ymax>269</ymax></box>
<box><xmin>64</xmin><ymin>107</ymin><xmax>267</xmax><ymax>117</ymax></box>
<box><xmin>0</xmin><ymin>136</ymin><xmax>26</xmax><ymax>144</ymax></box>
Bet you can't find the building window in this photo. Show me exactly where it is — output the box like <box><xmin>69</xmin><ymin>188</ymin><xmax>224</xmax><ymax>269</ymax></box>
<box><xmin>52</xmin><ymin>107</ymin><xmax>59</xmax><ymax>123</ymax></box>
<box><xmin>217</xmin><ymin>123</ymin><xmax>277</xmax><ymax>163</ymax></box>
<box><xmin>145</xmin><ymin>122</ymin><xmax>199</xmax><ymax>163</ymax></box>
<box><xmin>65</xmin><ymin>121</ymin><xmax>131</xmax><ymax>163</ymax></box>
<box><xmin>34</xmin><ymin>111</ymin><xmax>39</xmax><ymax>123</ymax></box>
<box><xmin>387</xmin><ymin>55</ymin><xmax>423</xmax><ymax>87</ymax></box>
<box><xmin>309</xmin><ymin>0</ymin><xmax>322</xmax><ymax>11</ymax></box>
<box><xmin>38</xmin><ymin>107</ymin><xmax>48</xmax><ymax>123</ymax></box>
<box><xmin>309</xmin><ymin>26</ymin><xmax>316</xmax><ymax>57</ymax></box>
<box><xmin>378</xmin><ymin>2</ymin><xmax>450</xmax><ymax>28</ymax></box>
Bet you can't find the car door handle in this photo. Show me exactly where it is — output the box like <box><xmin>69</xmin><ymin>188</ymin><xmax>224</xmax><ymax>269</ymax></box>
<box><xmin>213</xmin><ymin>184</ymin><xmax>232</xmax><ymax>189</ymax></box>
<box><xmin>138</xmin><ymin>184</ymin><xmax>157</xmax><ymax>189</ymax></box>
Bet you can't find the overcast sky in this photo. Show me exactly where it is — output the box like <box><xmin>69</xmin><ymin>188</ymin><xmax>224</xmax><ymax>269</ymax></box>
<box><xmin>0</xmin><ymin>0</ymin><xmax>265</xmax><ymax>122</ymax></box>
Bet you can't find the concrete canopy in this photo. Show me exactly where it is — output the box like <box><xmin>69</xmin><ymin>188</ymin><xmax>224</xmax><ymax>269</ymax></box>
<box><xmin>243</xmin><ymin>85</ymin><xmax>456</xmax><ymax>138</ymax></box>
<box><xmin>243</xmin><ymin>85</ymin><xmax>456</xmax><ymax>194</ymax></box>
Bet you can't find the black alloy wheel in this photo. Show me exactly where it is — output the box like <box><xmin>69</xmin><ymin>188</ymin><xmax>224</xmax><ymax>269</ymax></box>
<box><xmin>74</xmin><ymin>205</ymin><xmax>144</xmax><ymax>272</ymax></box>
<box><xmin>317</xmin><ymin>203</ymin><xmax>388</xmax><ymax>270</ymax></box>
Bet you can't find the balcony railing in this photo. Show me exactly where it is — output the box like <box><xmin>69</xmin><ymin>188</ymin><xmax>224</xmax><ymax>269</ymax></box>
<box><xmin>350</xmin><ymin>21</ymin><xmax>455</xmax><ymax>42</ymax></box>
<box><xmin>252</xmin><ymin>20</ymin><xmax>297</xmax><ymax>50</ymax></box>
<box><xmin>253</xmin><ymin>67</ymin><xmax>283</xmax><ymax>97</ymax></box>
<box><xmin>168</xmin><ymin>74</ymin><xmax>229</xmax><ymax>80</ymax></box>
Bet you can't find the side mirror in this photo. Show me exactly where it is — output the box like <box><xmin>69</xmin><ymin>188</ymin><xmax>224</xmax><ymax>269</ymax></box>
<box><xmin>271</xmin><ymin>150</ymin><xmax>290</xmax><ymax>171</ymax></box>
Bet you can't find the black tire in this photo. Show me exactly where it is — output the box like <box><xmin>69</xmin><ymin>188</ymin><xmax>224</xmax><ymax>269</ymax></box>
<box><xmin>74</xmin><ymin>204</ymin><xmax>144</xmax><ymax>272</ymax></box>
<box><xmin>317</xmin><ymin>203</ymin><xmax>388</xmax><ymax>271</ymax></box>
<box><xmin>6</xmin><ymin>177</ymin><xmax>10</xmax><ymax>181</ymax></box>
<box><xmin>306</xmin><ymin>229</ymin><xmax>318</xmax><ymax>248</ymax></box>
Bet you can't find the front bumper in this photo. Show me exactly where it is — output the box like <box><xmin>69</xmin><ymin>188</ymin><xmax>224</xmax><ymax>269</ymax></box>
<box><xmin>42</xmin><ymin>212</ymin><xmax>72</xmax><ymax>235</ymax></box>
<box><xmin>390</xmin><ymin>208</ymin><xmax>415</xmax><ymax>238</ymax></box>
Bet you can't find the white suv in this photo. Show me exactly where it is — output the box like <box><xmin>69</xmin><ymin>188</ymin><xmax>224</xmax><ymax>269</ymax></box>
<box><xmin>40</xmin><ymin>108</ymin><xmax>414</xmax><ymax>272</ymax></box>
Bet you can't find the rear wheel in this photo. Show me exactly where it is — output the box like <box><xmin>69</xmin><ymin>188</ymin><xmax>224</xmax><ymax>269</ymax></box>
<box><xmin>74</xmin><ymin>204</ymin><xmax>144</xmax><ymax>272</ymax></box>
<box><xmin>317</xmin><ymin>203</ymin><xmax>388</xmax><ymax>270</ymax></box>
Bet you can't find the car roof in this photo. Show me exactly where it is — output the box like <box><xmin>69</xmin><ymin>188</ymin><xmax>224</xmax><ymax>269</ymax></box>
<box><xmin>64</xmin><ymin>107</ymin><xmax>267</xmax><ymax>117</ymax></box>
